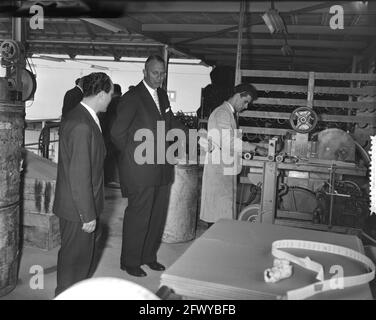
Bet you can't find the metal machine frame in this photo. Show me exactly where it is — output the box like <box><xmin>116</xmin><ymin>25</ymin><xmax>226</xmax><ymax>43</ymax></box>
<box><xmin>236</xmin><ymin>69</ymin><xmax>375</xmax><ymax>233</ymax></box>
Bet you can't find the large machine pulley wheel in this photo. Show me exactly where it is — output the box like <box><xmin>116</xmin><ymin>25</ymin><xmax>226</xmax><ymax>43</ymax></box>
<box><xmin>237</xmin><ymin>204</ymin><xmax>260</xmax><ymax>222</ymax></box>
<box><xmin>289</xmin><ymin>107</ymin><xmax>318</xmax><ymax>134</ymax></box>
<box><xmin>0</xmin><ymin>40</ymin><xmax>20</xmax><ymax>61</ymax></box>
<box><xmin>9</xmin><ymin>68</ymin><xmax>37</xmax><ymax>101</ymax></box>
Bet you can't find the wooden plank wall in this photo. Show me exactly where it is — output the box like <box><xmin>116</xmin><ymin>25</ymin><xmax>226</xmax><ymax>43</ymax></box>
<box><xmin>351</xmin><ymin>53</ymin><xmax>376</xmax><ymax>150</ymax></box>
<box><xmin>239</xmin><ymin>70</ymin><xmax>376</xmax><ymax>139</ymax></box>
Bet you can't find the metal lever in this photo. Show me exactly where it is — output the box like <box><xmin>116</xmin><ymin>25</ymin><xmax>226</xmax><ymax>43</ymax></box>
<box><xmin>324</xmin><ymin>191</ymin><xmax>351</xmax><ymax>198</ymax></box>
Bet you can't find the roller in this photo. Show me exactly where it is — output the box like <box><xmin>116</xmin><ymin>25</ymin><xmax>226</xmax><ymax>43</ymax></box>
<box><xmin>276</xmin><ymin>154</ymin><xmax>285</xmax><ymax>163</ymax></box>
<box><xmin>243</xmin><ymin>152</ymin><xmax>253</xmax><ymax>160</ymax></box>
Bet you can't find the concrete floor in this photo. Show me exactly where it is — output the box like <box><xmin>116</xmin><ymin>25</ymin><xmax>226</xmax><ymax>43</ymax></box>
<box><xmin>2</xmin><ymin>186</ymin><xmax>375</xmax><ymax>300</ymax></box>
<box><xmin>0</xmin><ymin>186</ymin><xmax>207</xmax><ymax>300</ymax></box>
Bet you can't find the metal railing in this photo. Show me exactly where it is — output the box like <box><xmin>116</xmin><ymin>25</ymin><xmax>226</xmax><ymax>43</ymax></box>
<box><xmin>24</xmin><ymin>111</ymin><xmax>199</xmax><ymax>160</ymax></box>
<box><xmin>25</xmin><ymin>118</ymin><xmax>60</xmax><ymax>160</ymax></box>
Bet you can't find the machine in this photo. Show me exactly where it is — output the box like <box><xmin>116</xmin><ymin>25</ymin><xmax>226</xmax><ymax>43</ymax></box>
<box><xmin>238</xmin><ymin>125</ymin><xmax>370</xmax><ymax>232</ymax></box>
<box><xmin>0</xmin><ymin>40</ymin><xmax>36</xmax><ymax>103</ymax></box>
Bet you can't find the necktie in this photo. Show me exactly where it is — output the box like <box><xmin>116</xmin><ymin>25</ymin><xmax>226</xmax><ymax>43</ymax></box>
<box><xmin>153</xmin><ymin>90</ymin><xmax>161</xmax><ymax>114</ymax></box>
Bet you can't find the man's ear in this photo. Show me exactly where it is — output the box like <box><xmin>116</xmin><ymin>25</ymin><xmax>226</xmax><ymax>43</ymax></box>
<box><xmin>97</xmin><ymin>90</ymin><xmax>105</xmax><ymax>100</ymax></box>
<box><xmin>234</xmin><ymin>92</ymin><xmax>241</xmax><ymax>103</ymax></box>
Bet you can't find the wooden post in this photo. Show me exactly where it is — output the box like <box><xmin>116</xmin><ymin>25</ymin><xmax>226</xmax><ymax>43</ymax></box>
<box><xmin>12</xmin><ymin>14</ymin><xmax>24</xmax><ymax>42</ymax></box>
<box><xmin>307</xmin><ymin>71</ymin><xmax>315</xmax><ymax>109</ymax></box>
<box><xmin>12</xmin><ymin>10</ymin><xmax>26</xmax><ymax>103</ymax></box>
<box><xmin>162</xmin><ymin>45</ymin><xmax>169</xmax><ymax>91</ymax></box>
<box><xmin>234</xmin><ymin>0</ymin><xmax>246</xmax><ymax>86</ymax></box>
<box><xmin>259</xmin><ymin>162</ymin><xmax>277</xmax><ymax>224</ymax></box>
<box><xmin>293</xmin><ymin>71</ymin><xmax>314</xmax><ymax>158</ymax></box>
<box><xmin>347</xmin><ymin>55</ymin><xmax>358</xmax><ymax>132</ymax></box>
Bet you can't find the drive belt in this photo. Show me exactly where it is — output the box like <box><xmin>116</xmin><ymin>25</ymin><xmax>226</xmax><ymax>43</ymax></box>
<box><xmin>267</xmin><ymin>239</ymin><xmax>375</xmax><ymax>300</ymax></box>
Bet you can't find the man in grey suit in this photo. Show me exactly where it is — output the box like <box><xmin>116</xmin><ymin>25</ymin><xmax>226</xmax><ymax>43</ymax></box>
<box><xmin>53</xmin><ymin>72</ymin><xmax>113</xmax><ymax>296</ymax></box>
<box><xmin>200</xmin><ymin>83</ymin><xmax>267</xmax><ymax>225</ymax></box>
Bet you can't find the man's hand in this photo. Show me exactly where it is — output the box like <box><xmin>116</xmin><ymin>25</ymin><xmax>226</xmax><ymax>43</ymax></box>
<box><xmin>255</xmin><ymin>146</ymin><xmax>268</xmax><ymax>156</ymax></box>
<box><xmin>82</xmin><ymin>219</ymin><xmax>96</xmax><ymax>233</ymax></box>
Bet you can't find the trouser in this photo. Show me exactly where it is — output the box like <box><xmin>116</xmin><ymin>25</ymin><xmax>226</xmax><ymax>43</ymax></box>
<box><xmin>121</xmin><ymin>184</ymin><xmax>171</xmax><ymax>267</ymax></box>
<box><xmin>55</xmin><ymin>218</ymin><xmax>95</xmax><ymax>297</ymax></box>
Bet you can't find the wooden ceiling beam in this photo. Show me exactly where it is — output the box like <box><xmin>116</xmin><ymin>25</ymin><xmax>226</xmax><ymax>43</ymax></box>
<box><xmin>80</xmin><ymin>18</ymin><xmax>126</xmax><ymax>34</ymax></box>
<box><xmin>229</xmin><ymin>63</ymin><xmax>349</xmax><ymax>70</ymax></box>
<box><xmin>190</xmin><ymin>47</ymin><xmax>356</xmax><ymax>58</ymax></box>
<box><xmin>204</xmin><ymin>55</ymin><xmax>349</xmax><ymax>65</ymax></box>
<box><xmin>170</xmin><ymin>1</ymin><xmax>346</xmax><ymax>46</ymax></box>
<box><xmin>142</xmin><ymin>24</ymin><xmax>235</xmax><ymax>33</ymax></box>
<box><xmin>175</xmin><ymin>38</ymin><xmax>366</xmax><ymax>48</ymax></box>
<box><xmin>236</xmin><ymin>62</ymin><xmax>345</xmax><ymax>70</ymax></box>
<box><xmin>142</xmin><ymin>24</ymin><xmax>376</xmax><ymax>36</ymax></box>
<box><xmin>108</xmin><ymin>16</ymin><xmax>210</xmax><ymax>63</ymax></box>
<box><xmin>122</xmin><ymin>1</ymin><xmax>360</xmax><ymax>14</ymax></box>
<box><xmin>81</xmin><ymin>20</ymin><xmax>96</xmax><ymax>40</ymax></box>
<box><xmin>357</xmin><ymin>38</ymin><xmax>376</xmax><ymax>64</ymax></box>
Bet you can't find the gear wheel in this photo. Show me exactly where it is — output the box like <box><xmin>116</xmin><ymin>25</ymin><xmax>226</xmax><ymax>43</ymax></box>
<box><xmin>0</xmin><ymin>40</ymin><xmax>20</xmax><ymax>61</ymax></box>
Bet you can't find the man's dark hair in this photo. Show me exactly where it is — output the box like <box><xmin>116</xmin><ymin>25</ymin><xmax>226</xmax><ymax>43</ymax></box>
<box><xmin>113</xmin><ymin>84</ymin><xmax>122</xmax><ymax>96</ymax></box>
<box><xmin>75</xmin><ymin>78</ymin><xmax>81</xmax><ymax>85</ymax></box>
<box><xmin>233</xmin><ymin>83</ymin><xmax>258</xmax><ymax>101</ymax></box>
<box><xmin>81</xmin><ymin>72</ymin><xmax>112</xmax><ymax>97</ymax></box>
<box><xmin>145</xmin><ymin>55</ymin><xmax>165</xmax><ymax>69</ymax></box>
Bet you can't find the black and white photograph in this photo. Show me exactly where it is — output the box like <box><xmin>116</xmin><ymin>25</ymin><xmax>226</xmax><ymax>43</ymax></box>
<box><xmin>0</xmin><ymin>0</ymin><xmax>376</xmax><ymax>305</ymax></box>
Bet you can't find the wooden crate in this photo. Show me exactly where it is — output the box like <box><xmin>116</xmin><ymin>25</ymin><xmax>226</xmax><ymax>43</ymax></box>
<box><xmin>23</xmin><ymin>212</ymin><xmax>60</xmax><ymax>250</ymax></box>
<box><xmin>23</xmin><ymin>178</ymin><xmax>55</xmax><ymax>214</ymax></box>
<box><xmin>21</xmin><ymin>151</ymin><xmax>60</xmax><ymax>250</ymax></box>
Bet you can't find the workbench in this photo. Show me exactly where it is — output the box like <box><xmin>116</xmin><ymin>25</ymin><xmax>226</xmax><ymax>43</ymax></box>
<box><xmin>160</xmin><ymin>219</ymin><xmax>373</xmax><ymax>300</ymax></box>
<box><xmin>240</xmin><ymin>157</ymin><xmax>367</xmax><ymax>233</ymax></box>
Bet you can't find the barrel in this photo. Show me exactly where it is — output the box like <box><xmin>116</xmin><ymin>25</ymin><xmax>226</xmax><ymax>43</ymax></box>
<box><xmin>162</xmin><ymin>164</ymin><xmax>199</xmax><ymax>243</ymax></box>
<box><xmin>0</xmin><ymin>104</ymin><xmax>24</xmax><ymax>297</ymax></box>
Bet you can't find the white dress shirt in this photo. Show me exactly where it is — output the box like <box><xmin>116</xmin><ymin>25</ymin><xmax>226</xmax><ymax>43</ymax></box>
<box><xmin>143</xmin><ymin>80</ymin><xmax>161</xmax><ymax>113</ymax></box>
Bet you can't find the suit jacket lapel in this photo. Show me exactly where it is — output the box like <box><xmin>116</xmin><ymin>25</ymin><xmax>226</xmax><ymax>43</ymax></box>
<box><xmin>79</xmin><ymin>103</ymin><xmax>102</xmax><ymax>135</ymax></box>
<box><xmin>138</xmin><ymin>82</ymin><xmax>163</xmax><ymax>120</ymax></box>
<box><xmin>157</xmin><ymin>88</ymin><xmax>167</xmax><ymax>119</ymax></box>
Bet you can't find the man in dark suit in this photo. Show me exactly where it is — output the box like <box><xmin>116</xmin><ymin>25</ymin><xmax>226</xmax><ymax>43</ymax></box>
<box><xmin>61</xmin><ymin>77</ymin><xmax>84</xmax><ymax>118</ymax></box>
<box><xmin>53</xmin><ymin>72</ymin><xmax>114</xmax><ymax>296</ymax></box>
<box><xmin>111</xmin><ymin>55</ymin><xmax>187</xmax><ymax>277</ymax></box>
